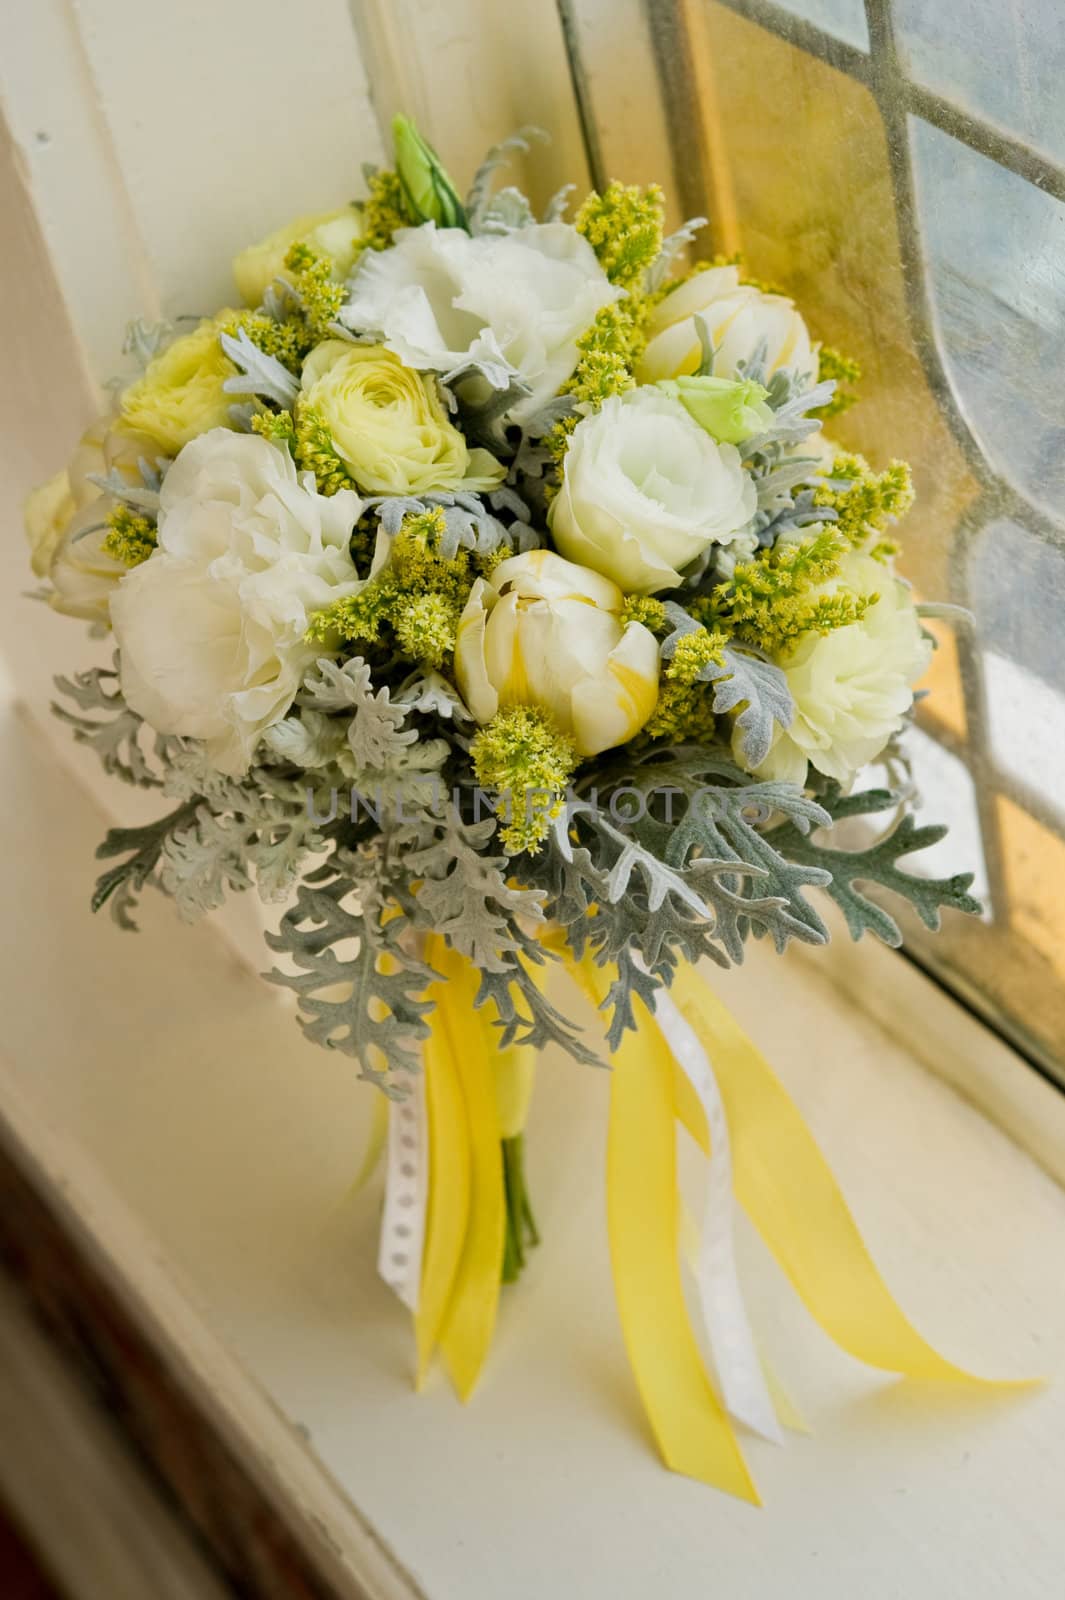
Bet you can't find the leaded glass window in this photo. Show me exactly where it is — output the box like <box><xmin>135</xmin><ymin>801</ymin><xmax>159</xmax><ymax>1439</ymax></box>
<box><xmin>560</xmin><ymin>0</ymin><xmax>1065</xmax><ymax>1081</ymax></box>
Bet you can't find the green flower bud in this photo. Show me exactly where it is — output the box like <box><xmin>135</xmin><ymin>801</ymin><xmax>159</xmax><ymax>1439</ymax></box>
<box><xmin>392</xmin><ymin>114</ymin><xmax>467</xmax><ymax>230</ymax></box>
<box><xmin>656</xmin><ymin>375</ymin><xmax>774</xmax><ymax>445</ymax></box>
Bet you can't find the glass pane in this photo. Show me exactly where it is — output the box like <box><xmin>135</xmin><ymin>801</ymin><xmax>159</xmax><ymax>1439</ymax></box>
<box><xmin>895</xmin><ymin>0</ymin><xmax>1065</xmax><ymax>163</ymax></box>
<box><xmin>903</xmin><ymin>728</ymin><xmax>990</xmax><ymax>906</ymax></box>
<box><xmin>910</xmin><ymin>119</ymin><xmax>1065</xmax><ymax>528</ymax></box>
<box><xmin>570</xmin><ymin>0</ymin><xmax>1065</xmax><ymax>1079</ymax></box>
<box><xmin>776</xmin><ymin>0</ymin><xmax>868</xmax><ymax>49</ymax></box>
<box><xmin>983</xmin><ymin>650</ymin><xmax>1065</xmax><ymax>819</ymax></box>
<box><xmin>970</xmin><ymin>517</ymin><xmax>1065</xmax><ymax>693</ymax></box>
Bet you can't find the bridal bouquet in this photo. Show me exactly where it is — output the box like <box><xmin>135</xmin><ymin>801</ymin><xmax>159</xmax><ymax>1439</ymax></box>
<box><xmin>27</xmin><ymin>119</ymin><xmax>994</xmax><ymax>1499</ymax></box>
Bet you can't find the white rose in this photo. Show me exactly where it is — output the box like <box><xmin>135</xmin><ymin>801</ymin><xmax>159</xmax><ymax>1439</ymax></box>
<box><xmin>110</xmin><ymin>430</ymin><xmax>363</xmax><ymax>776</ymax></box>
<box><xmin>340</xmin><ymin>222</ymin><xmax>620</xmax><ymax>423</ymax></box>
<box><xmin>454</xmin><ymin>549</ymin><xmax>659</xmax><ymax>756</ymax></box>
<box><xmin>638</xmin><ymin>265</ymin><xmax>817</xmax><ymax>386</ymax></box>
<box><xmin>547</xmin><ymin>388</ymin><xmax>756</xmax><ymax>594</ymax></box>
<box><xmin>749</xmin><ymin>553</ymin><xmax>933</xmax><ymax>788</ymax></box>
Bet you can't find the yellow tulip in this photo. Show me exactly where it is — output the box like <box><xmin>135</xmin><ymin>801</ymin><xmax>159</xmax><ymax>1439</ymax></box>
<box><xmin>455</xmin><ymin>549</ymin><xmax>660</xmax><ymax>756</ymax></box>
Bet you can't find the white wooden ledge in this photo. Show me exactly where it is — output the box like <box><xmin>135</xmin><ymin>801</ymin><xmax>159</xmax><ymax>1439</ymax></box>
<box><xmin>2</xmin><ymin>697</ymin><xmax>1065</xmax><ymax>1598</ymax></box>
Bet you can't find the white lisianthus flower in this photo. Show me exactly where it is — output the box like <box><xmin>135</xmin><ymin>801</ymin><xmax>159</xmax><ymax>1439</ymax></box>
<box><xmin>547</xmin><ymin>388</ymin><xmax>756</xmax><ymax>594</ymax></box>
<box><xmin>748</xmin><ymin>553</ymin><xmax>933</xmax><ymax>788</ymax></box>
<box><xmin>110</xmin><ymin>430</ymin><xmax>363</xmax><ymax>776</ymax></box>
<box><xmin>454</xmin><ymin>549</ymin><xmax>659</xmax><ymax>756</ymax></box>
<box><xmin>341</xmin><ymin>222</ymin><xmax>620</xmax><ymax>423</ymax></box>
<box><xmin>637</xmin><ymin>264</ymin><xmax>817</xmax><ymax>387</ymax></box>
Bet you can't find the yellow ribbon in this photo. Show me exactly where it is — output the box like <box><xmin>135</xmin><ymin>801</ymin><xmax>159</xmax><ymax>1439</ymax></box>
<box><xmin>406</xmin><ymin>935</ymin><xmax>1029</xmax><ymax>1501</ymax></box>
<box><xmin>670</xmin><ymin>964</ymin><xmax>1031</xmax><ymax>1387</ymax></box>
<box><xmin>582</xmin><ymin>957</ymin><xmax>760</xmax><ymax>1501</ymax></box>
<box><xmin>414</xmin><ymin>952</ymin><xmax>472</xmax><ymax>1387</ymax></box>
<box><xmin>417</xmin><ymin>939</ymin><xmax>506</xmax><ymax>1399</ymax></box>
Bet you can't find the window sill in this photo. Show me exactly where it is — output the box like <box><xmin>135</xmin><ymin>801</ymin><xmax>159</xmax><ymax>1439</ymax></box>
<box><xmin>2</xmin><ymin>700</ymin><xmax>1064</xmax><ymax>1599</ymax></box>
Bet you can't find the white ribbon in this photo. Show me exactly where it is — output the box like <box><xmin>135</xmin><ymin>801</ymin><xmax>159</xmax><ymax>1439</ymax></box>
<box><xmin>377</xmin><ymin>1073</ymin><xmax>428</xmax><ymax>1312</ymax></box>
<box><xmin>651</xmin><ymin>981</ymin><xmax>783</xmax><ymax>1445</ymax></box>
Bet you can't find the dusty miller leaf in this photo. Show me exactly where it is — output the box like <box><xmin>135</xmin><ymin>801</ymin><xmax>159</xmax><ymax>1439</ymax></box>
<box><xmin>85</xmin><ymin>469</ymin><xmax>160</xmax><ymax>513</ymax></box>
<box><xmin>92</xmin><ymin>802</ymin><xmax>198</xmax><ymax>929</ymax></box>
<box><xmin>393</xmin><ymin>671</ymin><xmax>473</xmax><ymax>722</ymax></box>
<box><xmin>768</xmin><ymin>784</ymin><xmax>982</xmax><ymax>945</ymax></box>
<box><xmin>53</xmin><ymin>662</ymin><xmax>161</xmax><ymax>788</ymax></box>
<box><xmin>219</xmin><ymin>328</ymin><xmax>298</xmax><ymax>407</ymax></box>
<box><xmin>402</xmin><ymin>807</ymin><xmax>545</xmax><ymax>972</ymax></box>
<box><xmin>123</xmin><ymin>317</ymin><xmax>175</xmax><ymax>368</ymax></box>
<box><xmin>160</xmin><ymin>807</ymin><xmax>255</xmax><ymax>921</ymax></box>
<box><xmin>298</xmin><ymin>657</ymin><xmax>417</xmax><ymax>774</ymax></box>
<box><xmin>265</xmin><ymin>880</ymin><xmax>436</xmax><ymax>1095</ymax></box>
<box><xmin>465</xmin><ymin>126</ymin><xmax>547</xmax><ymax>232</ymax></box>
<box><xmin>542</xmin><ymin>183</ymin><xmax>575</xmax><ymax>222</ymax></box>
<box><xmin>644</xmin><ymin>215</ymin><xmax>708</xmax><ymax>293</ymax></box>
<box><xmin>660</xmin><ymin>609</ymin><xmax>794</xmax><ymax>768</ymax></box>
<box><xmin>581</xmin><ymin>749</ymin><xmax>833</xmax><ymax>958</ymax></box>
<box><xmin>705</xmin><ymin>646</ymin><xmax>794</xmax><ymax>768</ymax></box>
<box><xmin>370</xmin><ymin>492</ymin><xmax>518</xmax><ymax>559</ymax></box>
<box><xmin>474</xmin><ymin>939</ymin><xmax>602</xmax><ymax>1066</ymax></box>
<box><xmin>477</xmin><ymin>185</ymin><xmax>535</xmax><ymax>233</ymax></box>
<box><xmin>262</xmin><ymin>709</ymin><xmax>347</xmax><ymax>769</ymax></box>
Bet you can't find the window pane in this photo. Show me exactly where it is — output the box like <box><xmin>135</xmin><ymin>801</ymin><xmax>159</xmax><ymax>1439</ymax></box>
<box><xmin>902</xmin><ymin>727</ymin><xmax>990</xmax><ymax>906</ymax></box>
<box><xmin>895</xmin><ymin>0</ymin><xmax>1065</xmax><ymax>163</ymax></box>
<box><xmin>970</xmin><ymin>518</ymin><xmax>1065</xmax><ymax>693</ymax></box>
<box><xmin>776</xmin><ymin>0</ymin><xmax>868</xmax><ymax>49</ymax></box>
<box><xmin>566</xmin><ymin>0</ymin><xmax>1065</xmax><ymax>1079</ymax></box>
<box><xmin>984</xmin><ymin>650</ymin><xmax>1065</xmax><ymax>819</ymax></box>
<box><xmin>910</xmin><ymin>120</ymin><xmax>1065</xmax><ymax>527</ymax></box>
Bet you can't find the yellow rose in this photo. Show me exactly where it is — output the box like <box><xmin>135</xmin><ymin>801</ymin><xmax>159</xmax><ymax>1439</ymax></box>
<box><xmin>24</xmin><ymin>416</ymin><xmax>157</xmax><ymax>622</ymax></box>
<box><xmin>119</xmin><ymin>317</ymin><xmax>249</xmax><ymax>456</ymax></box>
<box><xmin>232</xmin><ymin>206</ymin><xmax>362</xmax><ymax>307</ymax></box>
<box><xmin>24</xmin><ymin>470</ymin><xmax>75</xmax><ymax>578</ymax></box>
<box><xmin>299</xmin><ymin>340</ymin><xmax>504</xmax><ymax>496</ymax></box>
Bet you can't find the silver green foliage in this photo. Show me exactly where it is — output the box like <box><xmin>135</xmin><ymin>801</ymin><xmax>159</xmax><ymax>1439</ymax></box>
<box><xmin>768</xmin><ymin>782</ymin><xmax>982</xmax><ymax>946</ymax></box>
<box><xmin>219</xmin><ymin>327</ymin><xmax>299</xmax><ymax>407</ymax></box>
<box><xmin>705</xmin><ymin>646</ymin><xmax>795</xmax><ymax>768</ymax></box>
<box><xmin>644</xmin><ymin>216</ymin><xmax>708</xmax><ymax>294</ymax></box>
<box><xmin>660</xmin><ymin>605</ymin><xmax>794</xmax><ymax>768</ymax></box>
<box><xmin>159</xmin><ymin>774</ymin><xmax>325</xmax><ymax>921</ymax></box>
<box><xmin>477</xmin><ymin>186</ymin><xmax>536</xmax><ymax>234</ymax></box>
<box><xmin>58</xmin><ymin>653</ymin><xmax>982</xmax><ymax>1086</ymax></box>
<box><xmin>465</xmin><ymin>127</ymin><xmax>547</xmax><ymax>233</ymax></box>
<box><xmin>266</xmin><ymin>869</ymin><xmax>438</xmax><ymax>1094</ymax></box>
<box><xmin>370</xmin><ymin>491</ymin><xmax>534</xmax><ymax>559</ymax></box>
<box><xmin>403</xmin><ymin>807</ymin><xmax>545</xmax><ymax>971</ymax></box>
<box><xmin>393</xmin><ymin>671</ymin><xmax>473</xmax><ymax>721</ymax></box>
<box><xmin>123</xmin><ymin>318</ymin><xmax>175</xmax><ymax>368</ymax></box>
<box><xmin>298</xmin><ymin>656</ymin><xmax>417</xmax><ymax>772</ymax></box>
<box><xmin>52</xmin><ymin>660</ymin><xmax>160</xmax><ymax>787</ymax></box>
<box><xmin>264</xmin><ymin>802</ymin><xmax>593</xmax><ymax>1094</ymax></box>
